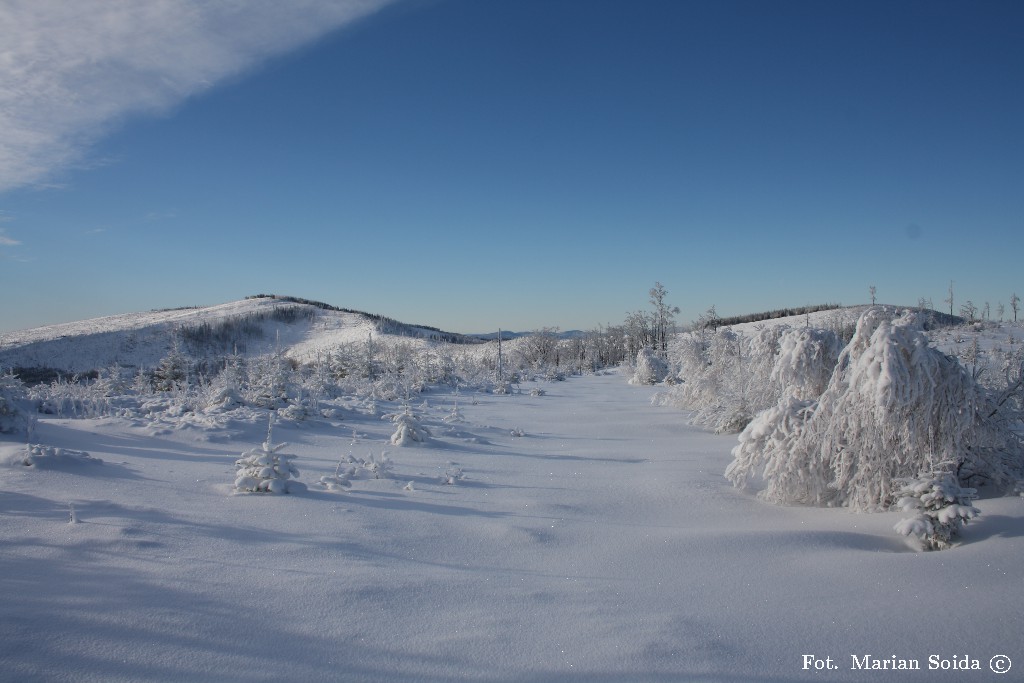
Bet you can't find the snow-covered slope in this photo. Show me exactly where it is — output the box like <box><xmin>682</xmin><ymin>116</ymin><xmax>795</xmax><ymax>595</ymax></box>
<box><xmin>0</xmin><ymin>296</ymin><xmax>474</xmax><ymax>375</ymax></box>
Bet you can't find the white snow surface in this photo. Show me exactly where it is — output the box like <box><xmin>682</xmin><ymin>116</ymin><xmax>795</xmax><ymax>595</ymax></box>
<box><xmin>2</xmin><ymin>372</ymin><xmax>1022</xmax><ymax>681</ymax></box>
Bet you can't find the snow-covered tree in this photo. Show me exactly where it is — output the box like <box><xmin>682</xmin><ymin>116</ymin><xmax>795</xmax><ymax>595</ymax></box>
<box><xmin>0</xmin><ymin>372</ymin><xmax>29</xmax><ymax>433</ymax></box>
<box><xmin>727</xmin><ymin>308</ymin><xmax>1021</xmax><ymax>511</ymax></box>
<box><xmin>649</xmin><ymin>282</ymin><xmax>680</xmax><ymax>356</ymax></box>
<box><xmin>153</xmin><ymin>341</ymin><xmax>190</xmax><ymax>392</ymax></box>
<box><xmin>234</xmin><ymin>417</ymin><xmax>301</xmax><ymax>493</ymax></box>
<box><xmin>1011</xmin><ymin>292</ymin><xmax>1020</xmax><ymax>322</ymax></box>
<box><xmin>245</xmin><ymin>353</ymin><xmax>293</xmax><ymax>408</ymax></box>
<box><xmin>893</xmin><ymin>471</ymin><xmax>980</xmax><ymax>550</ymax></box>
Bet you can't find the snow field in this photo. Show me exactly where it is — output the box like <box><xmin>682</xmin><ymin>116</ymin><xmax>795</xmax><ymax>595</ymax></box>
<box><xmin>1</xmin><ymin>372</ymin><xmax>1022</xmax><ymax>682</ymax></box>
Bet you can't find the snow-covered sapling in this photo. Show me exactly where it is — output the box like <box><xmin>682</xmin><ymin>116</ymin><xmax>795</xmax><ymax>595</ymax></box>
<box><xmin>319</xmin><ymin>459</ymin><xmax>355</xmax><ymax>491</ymax></box>
<box><xmin>893</xmin><ymin>471</ymin><xmax>980</xmax><ymax>550</ymax></box>
<box><xmin>443</xmin><ymin>399</ymin><xmax>465</xmax><ymax>424</ymax></box>
<box><xmin>442</xmin><ymin>463</ymin><xmax>464</xmax><ymax>485</ymax></box>
<box><xmin>362</xmin><ymin>450</ymin><xmax>393</xmax><ymax>479</ymax></box>
<box><xmin>390</xmin><ymin>408</ymin><xmax>429</xmax><ymax>446</ymax></box>
<box><xmin>0</xmin><ymin>372</ymin><xmax>28</xmax><ymax>434</ymax></box>
<box><xmin>234</xmin><ymin>416</ymin><xmax>301</xmax><ymax>494</ymax></box>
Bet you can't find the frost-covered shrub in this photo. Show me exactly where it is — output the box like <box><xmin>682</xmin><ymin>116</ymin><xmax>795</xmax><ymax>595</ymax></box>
<box><xmin>3</xmin><ymin>443</ymin><xmax>98</xmax><ymax>468</ymax></box>
<box><xmin>893</xmin><ymin>472</ymin><xmax>980</xmax><ymax>550</ymax></box>
<box><xmin>361</xmin><ymin>450</ymin><xmax>393</xmax><ymax>479</ymax></box>
<box><xmin>660</xmin><ymin>326</ymin><xmax>786</xmax><ymax>434</ymax></box>
<box><xmin>442</xmin><ymin>463</ymin><xmax>464</xmax><ymax>485</ymax></box>
<box><xmin>727</xmin><ymin>308</ymin><xmax>1021</xmax><ymax>511</ymax></box>
<box><xmin>234</xmin><ymin>418</ymin><xmax>301</xmax><ymax>493</ymax></box>
<box><xmin>726</xmin><ymin>394</ymin><xmax>821</xmax><ymax>504</ymax></box>
<box><xmin>201</xmin><ymin>381</ymin><xmax>243</xmax><ymax>412</ymax></box>
<box><xmin>319</xmin><ymin>457</ymin><xmax>355</xmax><ymax>490</ymax></box>
<box><xmin>630</xmin><ymin>347</ymin><xmax>668</xmax><ymax>385</ymax></box>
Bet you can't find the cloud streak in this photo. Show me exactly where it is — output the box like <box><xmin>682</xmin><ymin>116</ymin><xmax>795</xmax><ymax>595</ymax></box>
<box><xmin>0</xmin><ymin>0</ymin><xmax>399</xmax><ymax>193</ymax></box>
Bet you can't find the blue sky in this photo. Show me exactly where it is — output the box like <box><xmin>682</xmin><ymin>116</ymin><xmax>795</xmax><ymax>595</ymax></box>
<box><xmin>1</xmin><ymin>0</ymin><xmax>1022</xmax><ymax>334</ymax></box>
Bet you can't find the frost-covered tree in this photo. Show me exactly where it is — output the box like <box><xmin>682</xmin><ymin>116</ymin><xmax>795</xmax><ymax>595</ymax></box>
<box><xmin>0</xmin><ymin>372</ymin><xmax>28</xmax><ymax>433</ymax></box>
<box><xmin>869</xmin><ymin>285</ymin><xmax>877</xmax><ymax>305</ymax></box>
<box><xmin>1011</xmin><ymin>292</ymin><xmax>1020</xmax><ymax>322</ymax></box>
<box><xmin>727</xmin><ymin>308</ymin><xmax>1021</xmax><ymax>511</ymax></box>
<box><xmin>153</xmin><ymin>341</ymin><xmax>190</xmax><ymax>392</ymax></box>
<box><xmin>630</xmin><ymin>347</ymin><xmax>668</xmax><ymax>385</ymax></box>
<box><xmin>234</xmin><ymin>417</ymin><xmax>301</xmax><ymax>493</ymax></box>
<box><xmin>246</xmin><ymin>353</ymin><xmax>293</xmax><ymax>408</ymax></box>
<box><xmin>521</xmin><ymin>327</ymin><xmax>561</xmax><ymax>369</ymax></box>
<box><xmin>893</xmin><ymin>471</ymin><xmax>980</xmax><ymax>550</ymax></box>
<box><xmin>649</xmin><ymin>282</ymin><xmax>680</xmax><ymax>357</ymax></box>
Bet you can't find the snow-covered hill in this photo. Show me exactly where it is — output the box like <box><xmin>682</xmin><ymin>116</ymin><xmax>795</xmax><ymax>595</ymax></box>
<box><xmin>0</xmin><ymin>295</ymin><xmax>480</xmax><ymax>376</ymax></box>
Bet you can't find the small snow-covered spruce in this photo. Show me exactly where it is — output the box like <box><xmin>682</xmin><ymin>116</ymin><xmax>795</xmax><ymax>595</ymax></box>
<box><xmin>510</xmin><ymin>427</ymin><xmax>525</xmax><ymax>438</ymax></box>
<box><xmin>893</xmin><ymin>471</ymin><xmax>980</xmax><ymax>550</ymax></box>
<box><xmin>390</xmin><ymin>408</ymin><xmax>429</xmax><ymax>446</ymax></box>
<box><xmin>234</xmin><ymin>416</ymin><xmax>300</xmax><ymax>494</ymax></box>
<box><xmin>0</xmin><ymin>371</ymin><xmax>28</xmax><ymax>434</ymax></box>
<box><xmin>443</xmin><ymin>399</ymin><xmax>465</xmax><ymax>424</ymax></box>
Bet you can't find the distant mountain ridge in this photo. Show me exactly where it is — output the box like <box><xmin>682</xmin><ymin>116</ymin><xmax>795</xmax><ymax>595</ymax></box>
<box><xmin>0</xmin><ymin>295</ymin><xmax>481</xmax><ymax>379</ymax></box>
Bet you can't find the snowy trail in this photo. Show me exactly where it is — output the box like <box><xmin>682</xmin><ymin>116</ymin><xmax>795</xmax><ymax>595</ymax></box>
<box><xmin>2</xmin><ymin>373</ymin><xmax>1023</xmax><ymax>682</ymax></box>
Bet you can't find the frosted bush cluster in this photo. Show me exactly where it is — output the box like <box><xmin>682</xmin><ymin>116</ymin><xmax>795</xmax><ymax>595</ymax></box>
<box><xmin>664</xmin><ymin>307</ymin><xmax>1022</xmax><ymax>529</ymax></box>
<box><xmin>724</xmin><ymin>309</ymin><xmax>1020</xmax><ymax>511</ymax></box>
<box><xmin>630</xmin><ymin>347</ymin><xmax>668</xmax><ymax>385</ymax></box>
<box><xmin>658</xmin><ymin>323</ymin><xmax>821</xmax><ymax>434</ymax></box>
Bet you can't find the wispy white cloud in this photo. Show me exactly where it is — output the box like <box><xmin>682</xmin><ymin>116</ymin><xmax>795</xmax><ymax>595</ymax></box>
<box><xmin>144</xmin><ymin>210</ymin><xmax>177</xmax><ymax>222</ymax></box>
<box><xmin>0</xmin><ymin>229</ymin><xmax>21</xmax><ymax>246</ymax></box>
<box><xmin>0</xmin><ymin>0</ymin><xmax>400</xmax><ymax>193</ymax></box>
